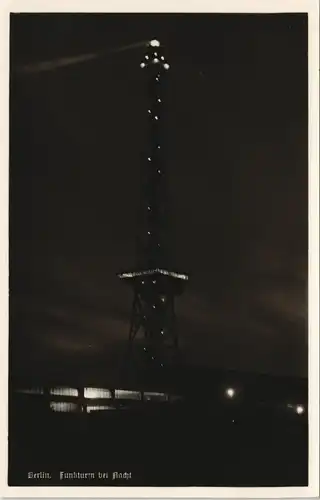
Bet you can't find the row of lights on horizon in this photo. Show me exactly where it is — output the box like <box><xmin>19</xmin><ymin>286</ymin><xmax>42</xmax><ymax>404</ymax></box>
<box><xmin>225</xmin><ymin>387</ymin><xmax>305</xmax><ymax>415</ymax></box>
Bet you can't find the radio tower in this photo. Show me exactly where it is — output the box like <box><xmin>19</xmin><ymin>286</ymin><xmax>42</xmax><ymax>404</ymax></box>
<box><xmin>118</xmin><ymin>40</ymin><xmax>188</xmax><ymax>384</ymax></box>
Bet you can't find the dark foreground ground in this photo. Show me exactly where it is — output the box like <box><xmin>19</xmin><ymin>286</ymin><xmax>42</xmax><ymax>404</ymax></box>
<box><xmin>8</xmin><ymin>400</ymin><xmax>308</xmax><ymax>487</ymax></box>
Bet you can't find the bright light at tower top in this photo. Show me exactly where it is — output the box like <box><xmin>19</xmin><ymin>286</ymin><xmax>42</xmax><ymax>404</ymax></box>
<box><xmin>149</xmin><ymin>39</ymin><xmax>160</xmax><ymax>47</ymax></box>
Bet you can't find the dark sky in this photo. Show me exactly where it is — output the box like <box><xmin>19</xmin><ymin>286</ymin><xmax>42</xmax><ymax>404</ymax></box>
<box><xmin>10</xmin><ymin>13</ymin><xmax>308</xmax><ymax>384</ymax></box>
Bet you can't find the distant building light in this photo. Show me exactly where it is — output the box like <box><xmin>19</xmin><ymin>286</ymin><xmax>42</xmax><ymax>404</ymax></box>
<box><xmin>226</xmin><ymin>388</ymin><xmax>235</xmax><ymax>398</ymax></box>
<box><xmin>296</xmin><ymin>405</ymin><xmax>305</xmax><ymax>415</ymax></box>
<box><xmin>50</xmin><ymin>387</ymin><xmax>78</xmax><ymax>397</ymax></box>
<box><xmin>115</xmin><ymin>389</ymin><xmax>141</xmax><ymax>400</ymax></box>
<box><xmin>87</xmin><ymin>405</ymin><xmax>114</xmax><ymax>413</ymax></box>
<box><xmin>144</xmin><ymin>391</ymin><xmax>168</xmax><ymax>401</ymax></box>
<box><xmin>50</xmin><ymin>401</ymin><xmax>78</xmax><ymax>412</ymax></box>
<box><xmin>84</xmin><ymin>387</ymin><xmax>111</xmax><ymax>399</ymax></box>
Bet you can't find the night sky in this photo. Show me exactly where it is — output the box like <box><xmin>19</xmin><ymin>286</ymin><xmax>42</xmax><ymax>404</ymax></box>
<box><xmin>10</xmin><ymin>13</ymin><xmax>308</xmax><ymax>385</ymax></box>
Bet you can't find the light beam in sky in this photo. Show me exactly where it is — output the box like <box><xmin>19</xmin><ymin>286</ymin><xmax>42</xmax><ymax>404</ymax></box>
<box><xmin>14</xmin><ymin>40</ymin><xmax>149</xmax><ymax>75</ymax></box>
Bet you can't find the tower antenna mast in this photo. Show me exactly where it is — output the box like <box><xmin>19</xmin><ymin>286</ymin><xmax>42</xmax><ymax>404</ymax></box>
<box><xmin>118</xmin><ymin>39</ymin><xmax>188</xmax><ymax>385</ymax></box>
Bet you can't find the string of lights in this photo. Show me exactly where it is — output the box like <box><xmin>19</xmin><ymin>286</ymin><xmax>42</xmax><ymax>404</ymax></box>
<box><xmin>118</xmin><ymin>39</ymin><xmax>188</xmax><ymax>376</ymax></box>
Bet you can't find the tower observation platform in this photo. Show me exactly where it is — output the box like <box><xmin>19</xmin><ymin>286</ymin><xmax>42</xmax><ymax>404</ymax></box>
<box><xmin>117</xmin><ymin>40</ymin><xmax>188</xmax><ymax>379</ymax></box>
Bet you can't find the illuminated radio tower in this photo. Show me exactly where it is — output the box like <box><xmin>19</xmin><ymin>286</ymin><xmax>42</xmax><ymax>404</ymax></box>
<box><xmin>117</xmin><ymin>39</ymin><xmax>188</xmax><ymax>380</ymax></box>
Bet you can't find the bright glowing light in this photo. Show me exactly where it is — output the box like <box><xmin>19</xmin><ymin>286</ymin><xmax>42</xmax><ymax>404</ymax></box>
<box><xmin>157</xmin><ymin>98</ymin><xmax>161</xmax><ymax>103</ymax></box>
<box><xmin>148</xmin><ymin>231</ymin><xmax>151</xmax><ymax>235</ymax></box>
<box><xmin>154</xmin><ymin>115</ymin><xmax>159</xmax><ymax>120</ymax></box>
<box><xmin>163</xmin><ymin>63</ymin><xmax>170</xmax><ymax>70</ymax></box>
<box><xmin>150</xmin><ymin>39</ymin><xmax>160</xmax><ymax>47</ymax></box>
<box><xmin>157</xmin><ymin>145</ymin><xmax>161</xmax><ymax>149</ymax></box>
<box><xmin>152</xmin><ymin>280</ymin><xmax>156</xmax><ymax>283</ymax></box>
<box><xmin>161</xmin><ymin>330</ymin><xmax>164</xmax><ymax>335</ymax></box>
<box><xmin>161</xmin><ymin>296</ymin><xmax>166</xmax><ymax>302</ymax></box>
<box><xmin>148</xmin><ymin>109</ymin><xmax>152</xmax><ymax>114</ymax></box>
<box><xmin>157</xmin><ymin>169</ymin><xmax>161</xmax><ymax>174</ymax></box>
<box><xmin>296</xmin><ymin>405</ymin><xmax>305</xmax><ymax>415</ymax></box>
<box><xmin>226</xmin><ymin>388</ymin><xmax>235</xmax><ymax>398</ymax></box>
<box><xmin>148</xmin><ymin>206</ymin><xmax>151</xmax><ymax>211</ymax></box>
<box><xmin>161</xmin><ymin>56</ymin><xmax>164</xmax><ymax>60</ymax></box>
<box><xmin>141</xmin><ymin>280</ymin><xmax>145</xmax><ymax>284</ymax></box>
<box><xmin>148</xmin><ymin>157</ymin><xmax>152</xmax><ymax>161</ymax></box>
<box><xmin>153</xmin><ymin>304</ymin><xmax>156</xmax><ymax>309</ymax></box>
<box><xmin>154</xmin><ymin>52</ymin><xmax>158</xmax><ymax>57</ymax></box>
<box><xmin>140</xmin><ymin>62</ymin><xmax>146</xmax><ymax>68</ymax></box>
<box><xmin>84</xmin><ymin>387</ymin><xmax>111</xmax><ymax>399</ymax></box>
<box><xmin>153</xmin><ymin>58</ymin><xmax>159</xmax><ymax>64</ymax></box>
<box><xmin>145</xmin><ymin>55</ymin><xmax>149</xmax><ymax>60</ymax></box>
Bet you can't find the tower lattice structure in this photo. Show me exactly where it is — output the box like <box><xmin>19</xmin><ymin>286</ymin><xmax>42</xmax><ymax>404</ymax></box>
<box><xmin>118</xmin><ymin>40</ymin><xmax>188</xmax><ymax>381</ymax></box>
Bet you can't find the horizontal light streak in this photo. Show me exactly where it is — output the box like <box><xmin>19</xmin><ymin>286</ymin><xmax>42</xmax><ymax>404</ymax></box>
<box><xmin>86</xmin><ymin>405</ymin><xmax>115</xmax><ymax>413</ymax></box>
<box><xmin>115</xmin><ymin>389</ymin><xmax>141</xmax><ymax>400</ymax></box>
<box><xmin>118</xmin><ymin>268</ymin><xmax>189</xmax><ymax>281</ymax></box>
<box><xmin>50</xmin><ymin>401</ymin><xmax>78</xmax><ymax>412</ymax></box>
<box><xmin>50</xmin><ymin>387</ymin><xmax>78</xmax><ymax>397</ymax></box>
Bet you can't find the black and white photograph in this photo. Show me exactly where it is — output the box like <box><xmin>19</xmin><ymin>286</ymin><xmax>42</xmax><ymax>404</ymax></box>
<box><xmin>4</xmin><ymin>2</ymin><xmax>319</xmax><ymax>495</ymax></box>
